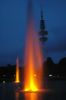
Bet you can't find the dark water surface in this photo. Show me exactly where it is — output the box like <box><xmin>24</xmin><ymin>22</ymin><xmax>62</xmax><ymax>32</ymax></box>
<box><xmin>0</xmin><ymin>81</ymin><xmax>66</xmax><ymax>100</ymax></box>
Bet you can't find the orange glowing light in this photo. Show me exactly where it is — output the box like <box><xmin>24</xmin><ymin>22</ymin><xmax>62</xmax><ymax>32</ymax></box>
<box><xmin>24</xmin><ymin>18</ymin><xmax>43</xmax><ymax>92</ymax></box>
<box><xmin>25</xmin><ymin>93</ymin><xmax>38</xmax><ymax>100</ymax></box>
<box><xmin>15</xmin><ymin>57</ymin><xmax>20</xmax><ymax>83</ymax></box>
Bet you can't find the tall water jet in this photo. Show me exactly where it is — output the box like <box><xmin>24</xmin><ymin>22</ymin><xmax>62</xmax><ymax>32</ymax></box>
<box><xmin>24</xmin><ymin>0</ymin><xmax>43</xmax><ymax>92</ymax></box>
<box><xmin>15</xmin><ymin>57</ymin><xmax>20</xmax><ymax>83</ymax></box>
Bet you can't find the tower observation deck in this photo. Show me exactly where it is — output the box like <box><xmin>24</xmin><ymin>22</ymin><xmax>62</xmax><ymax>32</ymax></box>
<box><xmin>39</xmin><ymin>9</ymin><xmax>48</xmax><ymax>42</ymax></box>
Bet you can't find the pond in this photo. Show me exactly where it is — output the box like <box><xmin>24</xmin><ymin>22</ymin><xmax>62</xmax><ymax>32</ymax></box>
<box><xmin>0</xmin><ymin>81</ymin><xmax>66</xmax><ymax>100</ymax></box>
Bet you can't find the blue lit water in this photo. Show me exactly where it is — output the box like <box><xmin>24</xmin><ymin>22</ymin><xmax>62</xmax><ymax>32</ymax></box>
<box><xmin>0</xmin><ymin>81</ymin><xmax>66</xmax><ymax>100</ymax></box>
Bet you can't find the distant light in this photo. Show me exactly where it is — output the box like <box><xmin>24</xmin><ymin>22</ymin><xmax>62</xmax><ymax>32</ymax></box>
<box><xmin>3</xmin><ymin>81</ymin><xmax>5</xmax><ymax>84</ymax></box>
<box><xmin>49</xmin><ymin>74</ymin><xmax>53</xmax><ymax>77</ymax></box>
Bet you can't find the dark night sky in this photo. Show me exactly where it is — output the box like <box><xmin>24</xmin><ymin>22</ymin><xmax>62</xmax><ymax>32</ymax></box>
<box><xmin>0</xmin><ymin>0</ymin><xmax>66</xmax><ymax>65</ymax></box>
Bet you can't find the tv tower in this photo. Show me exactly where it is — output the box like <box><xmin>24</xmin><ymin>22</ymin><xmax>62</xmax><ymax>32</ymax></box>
<box><xmin>39</xmin><ymin>5</ymin><xmax>48</xmax><ymax>42</ymax></box>
<box><xmin>39</xmin><ymin>1</ymin><xmax>48</xmax><ymax>60</ymax></box>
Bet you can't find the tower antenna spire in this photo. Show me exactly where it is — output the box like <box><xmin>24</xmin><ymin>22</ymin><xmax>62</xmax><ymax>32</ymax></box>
<box><xmin>39</xmin><ymin>0</ymin><xmax>48</xmax><ymax>42</ymax></box>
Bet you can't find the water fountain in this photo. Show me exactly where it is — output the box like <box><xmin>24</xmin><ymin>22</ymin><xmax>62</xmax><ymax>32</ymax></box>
<box><xmin>23</xmin><ymin>0</ymin><xmax>44</xmax><ymax>92</ymax></box>
<box><xmin>15</xmin><ymin>57</ymin><xmax>20</xmax><ymax>83</ymax></box>
<box><xmin>18</xmin><ymin>1</ymin><xmax>49</xmax><ymax>100</ymax></box>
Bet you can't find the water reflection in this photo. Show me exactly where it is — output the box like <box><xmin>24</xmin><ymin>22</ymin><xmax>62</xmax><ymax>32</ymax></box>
<box><xmin>15</xmin><ymin>92</ymin><xmax>19</xmax><ymax>100</ymax></box>
<box><xmin>24</xmin><ymin>93</ymin><xmax>43</xmax><ymax>100</ymax></box>
<box><xmin>0</xmin><ymin>81</ymin><xmax>66</xmax><ymax>100</ymax></box>
<box><xmin>15</xmin><ymin>91</ymin><xmax>43</xmax><ymax>100</ymax></box>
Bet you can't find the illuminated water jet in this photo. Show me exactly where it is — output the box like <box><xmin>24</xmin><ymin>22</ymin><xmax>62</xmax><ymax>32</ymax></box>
<box><xmin>24</xmin><ymin>4</ymin><xmax>43</xmax><ymax>92</ymax></box>
<box><xmin>15</xmin><ymin>57</ymin><xmax>20</xmax><ymax>83</ymax></box>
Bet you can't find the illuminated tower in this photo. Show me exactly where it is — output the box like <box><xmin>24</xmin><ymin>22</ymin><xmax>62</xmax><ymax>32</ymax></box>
<box><xmin>39</xmin><ymin>9</ymin><xmax>48</xmax><ymax>42</ymax></box>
